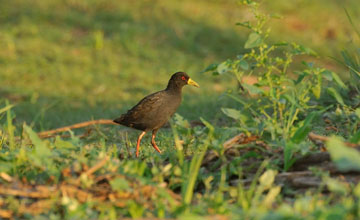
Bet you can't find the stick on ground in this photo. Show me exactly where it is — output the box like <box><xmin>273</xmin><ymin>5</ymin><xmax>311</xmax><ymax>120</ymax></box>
<box><xmin>308</xmin><ymin>132</ymin><xmax>359</xmax><ymax>148</ymax></box>
<box><xmin>75</xmin><ymin>156</ymin><xmax>110</xmax><ymax>185</ymax></box>
<box><xmin>37</xmin><ymin>119</ymin><xmax>118</xmax><ymax>138</ymax></box>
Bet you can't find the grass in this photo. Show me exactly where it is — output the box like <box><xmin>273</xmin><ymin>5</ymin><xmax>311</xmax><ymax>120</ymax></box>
<box><xmin>1</xmin><ymin>0</ymin><xmax>360</xmax><ymax>219</ymax></box>
<box><xmin>1</xmin><ymin>0</ymin><xmax>359</xmax><ymax>128</ymax></box>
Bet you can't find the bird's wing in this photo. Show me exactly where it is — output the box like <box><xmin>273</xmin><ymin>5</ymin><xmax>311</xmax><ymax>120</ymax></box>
<box><xmin>127</xmin><ymin>91</ymin><xmax>165</xmax><ymax>118</ymax></box>
<box><xmin>113</xmin><ymin>90</ymin><xmax>180</xmax><ymax>131</ymax></box>
<box><xmin>114</xmin><ymin>91</ymin><xmax>165</xmax><ymax>126</ymax></box>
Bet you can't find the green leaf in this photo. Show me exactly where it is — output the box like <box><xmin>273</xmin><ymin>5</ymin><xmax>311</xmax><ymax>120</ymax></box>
<box><xmin>270</xmin><ymin>13</ymin><xmax>283</xmax><ymax>19</ymax></box>
<box><xmin>331</xmin><ymin>71</ymin><xmax>348</xmax><ymax>90</ymax></box>
<box><xmin>217</xmin><ymin>61</ymin><xmax>231</xmax><ymax>74</ymax></box>
<box><xmin>322</xmin><ymin>70</ymin><xmax>333</xmax><ymax>81</ymax></box>
<box><xmin>244</xmin><ymin>32</ymin><xmax>262</xmax><ymax>49</ymax></box>
<box><xmin>292</xmin><ymin>43</ymin><xmax>317</xmax><ymax>56</ymax></box>
<box><xmin>327</xmin><ymin>87</ymin><xmax>345</xmax><ymax>106</ymax></box>
<box><xmin>200</xmin><ymin>117</ymin><xmax>215</xmax><ymax>135</ymax></box>
<box><xmin>239</xmin><ymin>60</ymin><xmax>249</xmax><ymax>70</ymax></box>
<box><xmin>183</xmin><ymin>120</ymin><xmax>210</xmax><ymax>205</ymax></box>
<box><xmin>173</xmin><ymin>113</ymin><xmax>190</xmax><ymax>128</ymax></box>
<box><xmin>221</xmin><ymin>108</ymin><xmax>241</xmax><ymax>120</ymax></box>
<box><xmin>294</xmin><ymin>72</ymin><xmax>306</xmax><ymax>85</ymax></box>
<box><xmin>259</xmin><ymin>170</ymin><xmax>277</xmax><ymax>189</ymax></box>
<box><xmin>0</xmin><ymin>103</ymin><xmax>14</xmax><ymax>115</ymax></box>
<box><xmin>128</xmin><ymin>200</ymin><xmax>145</xmax><ymax>218</ymax></box>
<box><xmin>327</xmin><ymin>136</ymin><xmax>360</xmax><ymax>171</ymax></box>
<box><xmin>324</xmin><ymin>176</ymin><xmax>349</xmax><ymax>195</ymax></box>
<box><xmin>93</xmin><ymin>30</ymin><xmax>104</xmax><ymax>50</ymax></box>
<box><xmin>291</xmin><ymin>111</ymin><xmax>319</xmax><ymax>144</ymax></box>
<box><xmin>274</xmin><ymin>41</ymin><xmax>289</xmax><ymax>47</ymax></box>
<box><xmin>110</xmin><ymin>177</ymin><xmax>129</xmax><ymax>192</ymax></box>
<box><xmin>350</xmin><ymin>130</ymin><xmax>360</xmax><ymax>144</ymax></box>
<box><xmin>345</xmin><ymin>8</ymin><xmax>360</xmax><ymax>40</ymax></box>
<box><xmin>356</xmin><ymin>108</ymin><xmax>360</xmax><ymax>119</ymax></box>
<box><xmin>355</xmin><ymin>183</ymin><xmax>360</xmax><ymax>198</ymax></box>
<box><xmin>5</xmin><ymin>100</ymin><xmax>15</xmax><ymax>150</ymax></box>
<box><xmin>284</xmin><ymin>141</ymin><xmax>297</xmax><ymax>171</ymax></box>
<box><xmin>282</xmin><ymin>94</ymin><xmax>301</xmax><ymax>109</ymax></box>
<box><xmin>24</xmin><ymin>125</ymin><xmax>53</xmax><ymax>168</ymax></box>
<box><xmin>243</xmin><ymin>83</ymin><xmax>264</xmax><ymax>95</ymax></box>
<box><xmin>236</xmin><ymin>21</ymin><xmax>252</xmax><ymax>29</ymax></box>
<box><xmin>54</xmin><ymin>137</ymin><xmax>76</xmax><ymax>149</ymax></box>
<box><xmin>263</xmin><ymin>186</ymin><xmax>281</xmax><ymax>208</ymax></box>
<box><xmin>202</xmin><ymin>63</ymin><xmax>218</xmax><ymax>73</ymax></box>
<box><xmin>311</xmin><ymin>74</ymin><xmax>322</xmax><ymax>99</ymax></box>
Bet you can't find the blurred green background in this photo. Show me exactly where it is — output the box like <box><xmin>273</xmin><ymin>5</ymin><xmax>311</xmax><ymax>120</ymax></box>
<box><xmin>0</xmin><ymin>0</ymin><xmax>359</xmax><ymax>130</ymax></box>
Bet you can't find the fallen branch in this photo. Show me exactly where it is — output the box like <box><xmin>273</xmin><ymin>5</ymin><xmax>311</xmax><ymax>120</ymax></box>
<box><xmin>0</xmin><ymin>209</ymin><xmax>12</xmax><ymax>219</ymax></box>
<box><xmin>308</xmin><ymin>132</ymin><xmax>359</xmax><ymax>148</ymax></box>
<box><xmin>75</xmin><ymin>156</ymin><xmax>110</xmax><ymax>185</ymax></box>
<box><xmin>223</xmin><ymin>133</ymin><xmax>247</xmax><ymax>149</ymax></box>
<box><xmin>0</xmin><ymin>185</ymin><xmax>52</xmax><ymax>199</ymax></box>
<box><xmin>17</xmin><ymin>199</ymin><xmax>53</xmax><ymax>216</ymax></box>
<box><xmin>291</xmin><ymin>152</ymin><xmax>331</xmax><ymax>171</ymax></box>
<box><xmin>202</xmin><ymin>133</ymin><xmax>259</xmax><ymax>165</ymax></box>
<box><xmin>0</xmin><ymin>172</ymin><xmax>13</xmax><ymax>182</ymax></box>
<box><xmin>37</xmin><ymin>119</ymin><xmax>117</xmax><ymax>138</ymax></box>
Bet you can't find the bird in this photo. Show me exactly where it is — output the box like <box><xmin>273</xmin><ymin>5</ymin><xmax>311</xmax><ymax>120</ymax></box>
<box><xmin>113</xmin><ymin>72</ymin><xmax>200</xmax><ymax>157</ymax></box>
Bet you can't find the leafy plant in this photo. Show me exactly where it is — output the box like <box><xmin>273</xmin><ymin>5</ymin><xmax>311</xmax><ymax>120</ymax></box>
<box><xmin>327</xmin><ymin>136</ymin><xmax>360</xmax><ymax>171</ymax></box>
<box><xmin>204</xmin><ymin>0</ymin><xmax>345</xmax><ymax>170</ymax></box>
<box><xmin>340</xmin><ymin>9</ymin><xmax>360</xmax><ymax>94</ymax></box>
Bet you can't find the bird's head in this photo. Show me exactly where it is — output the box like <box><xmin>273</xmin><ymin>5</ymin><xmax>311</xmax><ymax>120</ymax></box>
<box><xmin>166</xmin><ymin>72</ymin><xmax>200</xmax><ymax>90</ymax></box>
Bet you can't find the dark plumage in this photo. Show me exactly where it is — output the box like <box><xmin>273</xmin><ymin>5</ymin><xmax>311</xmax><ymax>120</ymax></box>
<box><xmin>114</xmin><ymin>72</ymin><xmax>199</xmax><ymax>157</ymax></box>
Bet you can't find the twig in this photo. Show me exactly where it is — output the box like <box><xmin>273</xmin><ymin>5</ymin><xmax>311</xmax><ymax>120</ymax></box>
<box><xmin>276</xmin><ymin>171</ymin><xmax>313</xmax><ymax>178</ymax></box>
<box><xmin>60</xmin><ymin>185</ymin><xmax>91</xmax><ymax>202</ymax></box>
<box><xmin>83</xmin><ymin>156</ymin><xmax>109</xmax><ymax>177</ymax></box>
<box><xmin>18</xmin><ymin>199</ymin><xmax>53</xmax><ymax>215</ymax></box>
<box><xmin>223</xmin><ymin>133</ymin><xmax>247</xmax><ymax>149</ymax></box>
<box><xmin>293</xmin><ymin>152</ymin><xmax>330</xmax><ymax>166</ymax></box>
<box><xmin>75</xmin><ymin>156</ymin><xmax>110</xmax><ymax>185</ymax></box>
<box><xmin>308</xmin><ymin>132</ymin><xmax>359</xmax><ymax>148</ymax></box>
<box><xmin>223</xmin><ymin>133</ymin><xmax>258</xmax><ymax>150</ymax></box>
<box><xmin>0</xmin><ymin>172</ymin><xmax>13</xmax><ymax>182</ymax></box>
<box><xmin>37</xmin><ymin>119</ymin><xmax>117</xmax><ymax>138</ymax></box>
<box><xmin>41</xmin><ymin>128</ymin><xmax>94</xmax><ymax>139</ymax></box>
<box><xmin>0</xmin><ymin>209</ymin><xmax>12</xmax><ymax>219</ymax></box>
<box><xmin>0</xmin><ymin>186</ymin><xmax>52</xmax><ymax>198</ymax></box>
<box><xmin>202</xmin><ymin>133</ymin><xmax>259</xmax><ymax>165</ymax></box>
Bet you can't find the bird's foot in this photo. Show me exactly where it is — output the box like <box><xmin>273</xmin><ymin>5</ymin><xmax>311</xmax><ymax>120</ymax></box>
<box><xmin>152</xmin><ymin>143</ymin><xmax>162</xmax><ymax>154</ymax></box>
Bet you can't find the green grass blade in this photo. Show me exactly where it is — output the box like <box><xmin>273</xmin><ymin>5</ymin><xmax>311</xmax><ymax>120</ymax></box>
<box><xmin>5</xmin><ymin>100</ymin><xmax>15</xmax><ymax>150</ymax></box>
<box><xmin>247</xmin><ymin>160</ymin><xmax>268</xmax><ymax>202</ymax></box>
<box><xmin>171</xmin><ymin>122</ymin><xmax>184</xmax><ymax>166</ymax></box>
<box><xmin>183</xmin><ymin>143</ymin><xmax>208</xmax><ymax>205</ymax></box>
<box><xmin>0</xmin><ymin>103</ymin><xmax>14</xmax><ymax>115</ymax></box>
<box><xmin>183</xmin><ymin>118</ymin><xmax>213</xmax><ymax>206</ymax></box>
<box><xmin>345</xmin><ymin>8</ymin><xmax>360</xmax><ymax>38</ymax></box>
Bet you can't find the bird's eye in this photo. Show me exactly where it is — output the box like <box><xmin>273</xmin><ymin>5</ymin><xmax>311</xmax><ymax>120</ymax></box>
<box><xmin>181</xmin><ymin>76</ymin><xmax>186</xmax><ymax>81</ymax></box>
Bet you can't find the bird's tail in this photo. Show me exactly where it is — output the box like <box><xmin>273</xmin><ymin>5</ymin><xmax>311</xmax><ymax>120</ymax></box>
<box><xmin>113</xmin><ymin>115</ymin><xmax>125</xmax><ymax>124</ymax></box>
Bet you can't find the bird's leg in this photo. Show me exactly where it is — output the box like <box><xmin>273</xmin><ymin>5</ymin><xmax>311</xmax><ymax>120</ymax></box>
<box><xmin>151</xmin><ymin>129</ymin><xmax>162</xmax><ymax>154</ymax></box>
<box><xmin>136</xmin><ymin>131</ymin><xmax>146</xmax><ymax>157</ymax></box>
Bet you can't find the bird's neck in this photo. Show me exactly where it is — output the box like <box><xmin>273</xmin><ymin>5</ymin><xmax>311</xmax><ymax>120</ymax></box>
<box><xmin>165</xmin><ymin>83</ymin><xmax>183</xmax><ymax>94</ymax></box>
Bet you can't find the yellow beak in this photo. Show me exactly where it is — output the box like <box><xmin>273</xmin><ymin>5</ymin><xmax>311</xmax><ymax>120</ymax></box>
<box><xmin>187</xmin><ymin>78</ymin><xmax>200</xmax><ymax>88</ymax></box>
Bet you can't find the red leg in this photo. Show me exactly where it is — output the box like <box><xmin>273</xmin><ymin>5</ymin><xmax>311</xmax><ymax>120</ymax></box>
<box><xmin>136</xmin><ymin>131</ymin><xmax>146</xmax><ymax>157</ymax></box>
<box><xmin>151</xmin><ymin>129</ymin><xmax>162</xmax><ymax>154</ymax></box>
